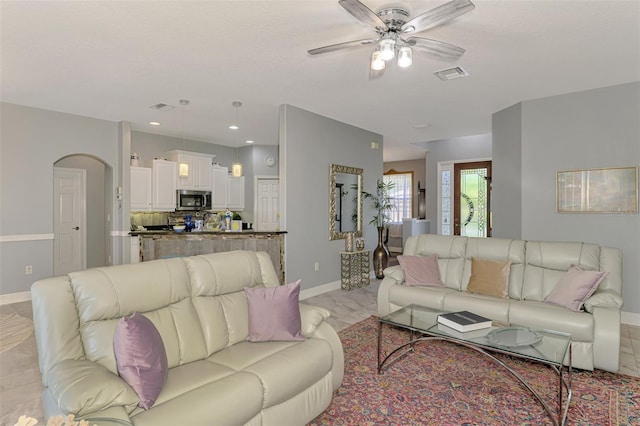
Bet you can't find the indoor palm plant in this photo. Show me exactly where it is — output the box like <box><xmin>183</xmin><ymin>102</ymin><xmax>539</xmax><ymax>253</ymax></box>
<box><xmin>362</xmin><ymin>179</ymin><xmax>395</xmax><ymax>278</ymax></box>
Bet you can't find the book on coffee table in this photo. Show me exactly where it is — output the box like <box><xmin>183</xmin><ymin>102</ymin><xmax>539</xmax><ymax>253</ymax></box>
<box><xmin>437</xmin><ymin>311</ymin><xmax>492</xmax><ymax>332</ymax></box>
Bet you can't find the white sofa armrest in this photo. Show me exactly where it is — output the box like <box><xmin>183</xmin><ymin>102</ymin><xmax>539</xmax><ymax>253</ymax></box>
<box><xmin>377</xmin><ymin>266</ymin><xmax>404</xmax><ymax>317</ymax></box>
<box><xmin>584</xmin><ymin>289</ymin><xmax>623</xmax><ymax>313</ymax></box>
<box><xmin>47</xmin><ymin>359</ymin><xmax>139</xmax><ymax>417</ymax></box>
<box><xmin>591</xmin><ymin>307</ymin><xmax>621</xmax><ymax>372</ymax></box>
<box><xmin>298</xmin><ymin>303</ymin><xmax>331</xmax><ymax>337</ymax></box>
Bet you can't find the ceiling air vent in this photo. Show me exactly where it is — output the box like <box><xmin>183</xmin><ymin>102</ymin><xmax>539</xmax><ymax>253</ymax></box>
<box><xmin>434</xmin><ymin>66</ymin><xmax>469</xmax><ymax>81</ymax></box>
<box><xmin>149</xmin><ymin>103</ymin><xmax>176</xmax><ymax>112</ymax></box>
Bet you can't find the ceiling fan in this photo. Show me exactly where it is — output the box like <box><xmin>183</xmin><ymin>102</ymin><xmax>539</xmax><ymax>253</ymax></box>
<box><xmin>308</xmin><ymin>0</ymin><xmax>475</xmax><ymax>76</ymax></box>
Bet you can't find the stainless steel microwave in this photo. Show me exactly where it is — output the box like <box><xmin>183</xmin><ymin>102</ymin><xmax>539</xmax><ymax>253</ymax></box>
<box><xmin>176</xmin><ymin>190</ymin><xmax>211</xmax><ymax>211</ymax></box>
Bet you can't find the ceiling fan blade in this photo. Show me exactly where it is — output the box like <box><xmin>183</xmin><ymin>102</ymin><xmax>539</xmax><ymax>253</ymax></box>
<box><xmin>406</xmin><ymin>37</ymin><xmax>466</xmax><ymax>58</ymax></box>
<box><xmin>339</xmin><ymin>0</ymin><xmax>388</xmax><ymax>32</ymax></box>
<box><xmin>308</xmin><ymin>38</ymin><xmax>376</xmax><ymax>55</ymax></box>
<box><xmin>401</xmin><ymin>0</ymin><xmax>475</xmax><ymax>34</ymax></box>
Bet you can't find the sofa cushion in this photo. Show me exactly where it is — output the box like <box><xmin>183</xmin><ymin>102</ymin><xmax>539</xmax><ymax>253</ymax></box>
<box><xmin>209</xmin><ymin>339</ymin><xmax>333</xmax><ymax>408</ymax></box>
<box><xmin>114</xmin><ymin>313</ymin><xmax>168</xmax><ymax>410</ymax></box>
<box><xmin>466</xmin><ymin>258</ymin><xmax>511</xmax><ymax>298</ymax></box>
<box><xmin>544</xmin><ymin>265</ymin><xmax>607</xmax><ymax>311</ymax></box>
<box><xmin>397</xmin><ymin>255</ymin><xmax>443</xmax><ymax>287</ymax></box>
<box><xmin>508</xmin><ymin>300</ymin><xmax>594</xmax><ymax>342</ymax></box>
<box><xmin>130</xmin><ymin>372</ymin><xmax>264</xmax><ymax>426</ymax></box>
<box><xmin>389</xmin><ymin>284</ymin><xmax>456</xmax><ymax>311</ymax></box>
<box><xmin>244</xmin><ymin>279</ymin><xmax>304</xmax><ymax>342</ymax></box>
<box><xmin>443</xmin><ymin>292</ymin><xmax>511</xmax><ymax>323</ymax></box>
<box><xmin>463</xmin><ymin>237</ymin><xmax>526</xmax><ymax>299</ymax></box>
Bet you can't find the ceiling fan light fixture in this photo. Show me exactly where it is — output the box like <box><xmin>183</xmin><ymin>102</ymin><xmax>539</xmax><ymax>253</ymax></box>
<box><xmin>378</xmin><ymin>37</ymin><xmax>395</xmax><ymax>60</ymax></box>
<box><xmin>371</xmin><ymin>50</ymin><xmax>386</xmax><ymax>70</ymax></box>
<box><xmin>397</xmin><ymin>46</ymin><xmax>413</xmax><ymax>68</ymax></box>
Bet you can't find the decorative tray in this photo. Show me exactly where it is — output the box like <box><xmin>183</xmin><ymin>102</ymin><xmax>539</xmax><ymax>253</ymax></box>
<box><xmin>487</xmin><ymin>327</ymin><xmax>542</xmax><ymax>347</ymax></box>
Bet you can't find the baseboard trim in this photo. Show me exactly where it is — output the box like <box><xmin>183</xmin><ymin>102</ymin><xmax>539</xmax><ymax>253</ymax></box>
<box><xmin>622</xmin><ymin>311</ymin><xmax>640</xmax><ymax>327</ymax></box>
<box><xmin>300</xmin><ymin>280</ymin><xmax>341</xmax><ymax>300</ymax></box>
<box><xmin>0</xmin><ymin>291</ymin><xmax>31</xmax><ymax>305</ymax></box>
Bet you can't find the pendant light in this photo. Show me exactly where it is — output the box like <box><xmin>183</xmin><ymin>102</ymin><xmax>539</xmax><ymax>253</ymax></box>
<box><xmin>370</xmin><ymin>50</ymin><xmax>385</xmax><ymax>71</ymax></box>
<box><xmin>230</xmin><ymin>101</ymin><xmax>243</xmax><ymax>177</ymax></box>
<box><xmin>178</xmin><ymin>99</ymin><xmax>190</xmax><ymax>177</ymax></box>
<box><xmin>397</xmin><ymin>46</ymin><xmax>413</xmax><ymax>68</ymax></box>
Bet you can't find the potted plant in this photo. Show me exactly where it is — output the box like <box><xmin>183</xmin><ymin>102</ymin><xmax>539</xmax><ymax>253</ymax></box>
<box><xmin>362</xmin><ymin>179</ymin><xmax>395</xmax><ymax>278</ymax></box>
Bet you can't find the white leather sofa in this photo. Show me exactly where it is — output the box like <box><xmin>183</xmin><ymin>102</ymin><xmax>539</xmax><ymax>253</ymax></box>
<box><xmin>31</xmin><ymin>250</ymin><xmax>344</xmax><ymax>425</ymax></box>
<box><xmin>378</xmin><ymin>234</ymin><xmax>623</xmax><ymax>372</ymax></box>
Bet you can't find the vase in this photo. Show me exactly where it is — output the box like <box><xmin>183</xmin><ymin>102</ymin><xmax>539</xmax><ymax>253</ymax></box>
<box><xmin>373</xmin><ymin>226</ymin><xmax>389</xmax><ymax>279</ymax></box>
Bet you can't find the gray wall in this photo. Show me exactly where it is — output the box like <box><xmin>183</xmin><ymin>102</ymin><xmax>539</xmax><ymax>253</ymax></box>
<box><xmin>280</xmin><ymin>105</ymin><xmax>383</xmax><ymax>292</ymax></box>
<box><xmin>384</xmin><ymin>158</ymin><xmax>427</xmax><ymax>219</ymax></box>
<box><xmin>424</xmin><ymin>134</ymin><xmax>493</xmax><ymax>227</ymax></box>
<box><xmin>493</xmin><ymin>82</ymin><xmax>640</xmax><ymax>321</ymax></box>
<box><xmin>492</xmin><ymin>103</ymin><xmax>522</xmax><ymax>238</ymax></box>
<box><xmin>131</xmin><ymin>131</ymin><xmax>237</xmax><ymax>167</ymax></box>
<box><xmin>503</xmin><ymin>82</ymin><xmax>639</xmax><ymax>316</ymax></box>
<box><xmin>0</xmin><ymin>102</ymin><xmax>119</xmax><ymax>295</ymax></box>
<box><xmin>55</xmin><ymin>155</ymin><xmax>107</xmax><ymax>268</ymax></box>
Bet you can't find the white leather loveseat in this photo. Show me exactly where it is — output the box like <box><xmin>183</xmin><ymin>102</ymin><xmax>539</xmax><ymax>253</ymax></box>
<box><xmin>31</xmin><ymin>250</ymin><xmax>344</xmax><ymax>425</ymax></box>
<box><xmin>378</xmin><ymin>234</ymin><xmax>623</xmax><ymax>372</ymax></box>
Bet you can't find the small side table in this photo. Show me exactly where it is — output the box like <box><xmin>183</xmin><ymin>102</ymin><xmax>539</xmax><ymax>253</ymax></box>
<box><xmin>340</xmin><ymin>250</ymin><xmax>370</xmax><ymax>290</ymax></box>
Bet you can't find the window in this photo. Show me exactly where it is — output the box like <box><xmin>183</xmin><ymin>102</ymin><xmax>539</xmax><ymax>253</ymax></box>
<box><xmin>383</xmin><ymin>171</ymin><xmax>412</xmax><ymax>223</ymax></box>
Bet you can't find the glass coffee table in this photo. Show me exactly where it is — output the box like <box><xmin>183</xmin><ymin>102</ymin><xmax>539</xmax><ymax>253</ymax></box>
<box><xmin>378</xmin><ymin>304</ymin><xmax>572</xmax><ymax>426</ymax></box>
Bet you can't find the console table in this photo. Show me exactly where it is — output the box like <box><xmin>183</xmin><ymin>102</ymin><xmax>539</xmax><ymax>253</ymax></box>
<box><xmin>340</xmin><ymin>250</ymin><xmax>370</xmax><ymax>290</ymax></box>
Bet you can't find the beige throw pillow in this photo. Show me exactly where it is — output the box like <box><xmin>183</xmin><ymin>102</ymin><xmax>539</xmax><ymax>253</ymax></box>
<box><xmin>466</xmin><ymin>257</ymin><xmax>511</xmax><ymax>298</ymax></box>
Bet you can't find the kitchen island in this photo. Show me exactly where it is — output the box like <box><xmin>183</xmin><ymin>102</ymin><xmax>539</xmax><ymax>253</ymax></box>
<box><xmin>130</xmin><ymin>230</ymin><xmax>286</xmax><ymax>284</ymax></box>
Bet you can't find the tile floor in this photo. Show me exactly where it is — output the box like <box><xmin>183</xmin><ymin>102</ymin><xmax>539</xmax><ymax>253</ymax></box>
<box><xmin>1</xmin><ymin>279</ymin><xmax>638</xmax><ymax>424</ymax></box>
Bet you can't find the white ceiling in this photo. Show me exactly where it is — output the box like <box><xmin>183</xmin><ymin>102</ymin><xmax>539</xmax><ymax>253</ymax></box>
<box><xmin>1</xmin><ymin>1</ymin><xmax>639</xmax><ymax>161</ymax></box>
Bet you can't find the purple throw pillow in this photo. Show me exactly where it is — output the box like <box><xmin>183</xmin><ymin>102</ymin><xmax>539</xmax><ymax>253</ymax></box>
<box><xmin>113</xmin><ymin>312</ymin><xmax>168</xmax><ymax>410</ymax></box>
<box><xmin>544</xmin><ymin>265</ymin><xmax>608</xmax><ymax>312</ymax></box>
<box><xmin>244</xmin><ymin>279</ymin><xmax>305</xmax><ymax>342</ymax></box>
<box><xmin>397</xmin><ymin>255</ymin><xmax>444</xmax><ymax>287</ymax></box>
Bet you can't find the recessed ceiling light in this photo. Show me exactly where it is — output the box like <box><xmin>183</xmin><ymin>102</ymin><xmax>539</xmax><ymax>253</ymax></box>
<box><xmin>229</xmin><ymin>125</ymin><xmax>239</xmax><ymax>130</ymax></box>
<box><xmin>149</xmin><ymin>121</ymin><xmax>160</xmax><ymax>126</ymax></box>
<box><xmin>149</xmin><ymin>103</ymin><xmax>175</xmax><ymax>111</ymax></box>
<box><xmin>433</xmin><ymin>66</ymin><xmax>469</xmax><ymax>81</ymax></box>
<box><xmin>245</xmin><ymin>140</ymin><xmax>254</xmax><ymax>144</ymax></box>
<box><xmin>413</xmin><ymin>123</ymin><xmax>431</xmax><ymax>129</ymax></box>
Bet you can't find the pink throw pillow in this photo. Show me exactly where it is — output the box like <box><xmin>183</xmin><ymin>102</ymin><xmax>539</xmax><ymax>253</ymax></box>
<box><xmin>113</xmin><ymin>313</ymin><xmax>168</xmax><ymax>410</ymax></box>
<box><xmin>244</xmin><ymin>279</ymin><xmax>305</xmax><ymax>342</ymax></box>
<box><xmin>544</xmin><ymin>265</ymin><xmax>608</xmax><ymax>311</ymax></box>
<box><xmin>397</xmin><ymin>255</ymin><xmax>444</xmax><ymax>287</ymax></box>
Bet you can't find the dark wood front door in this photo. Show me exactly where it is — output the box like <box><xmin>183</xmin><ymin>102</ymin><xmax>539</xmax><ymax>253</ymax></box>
<box><xmin>453</xmin><ymin>161</ymin><xmax>492</xmax><ymax>237</ymax></box>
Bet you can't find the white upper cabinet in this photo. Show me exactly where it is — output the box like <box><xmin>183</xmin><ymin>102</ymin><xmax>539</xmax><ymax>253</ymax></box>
<box><xmin>152</xmin><ymin>159</ymin><xmax>176</xmax><ymax>211</ymax></box>
<box><xmin>130</xmin><ymin>166</ymin><xmax>152</xmax><ymax>211</ymax></box>
<box><xmin>164</xmin><ymin>150</ymin><xmax>214</xmax><ymax>190</ymax></box>
<box><xmin>211</xmin><ymin>165</ymin><xmax>229</xmax><ymax>210</ymax></box>
<box><xmin>227</xmin><ymin>176</ymin><xmax>245</xmax><ymax>210</ymax></box>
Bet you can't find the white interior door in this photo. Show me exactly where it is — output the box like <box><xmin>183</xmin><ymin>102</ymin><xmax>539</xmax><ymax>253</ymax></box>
<box><xmin>54</xmin><ymin>167</ymin><xmax>86</xmax><ymax>276</ymax></box>
<box><xmin>256</xmin><ymin>178</ymin><xmax>279</xmax><ymax>231</ymax></box>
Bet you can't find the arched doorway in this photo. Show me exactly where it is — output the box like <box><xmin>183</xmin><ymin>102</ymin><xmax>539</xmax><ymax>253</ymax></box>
<box><xmin>54</xmin><ymin>154</ymin><xmax>112</xmax><ymax>275</ymax></box>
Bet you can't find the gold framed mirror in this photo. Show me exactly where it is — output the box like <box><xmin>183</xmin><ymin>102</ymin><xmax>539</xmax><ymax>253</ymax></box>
<box><xmin>330</xmin><ymin>164</ymin><xmax>363</xmax><ymax>240</ymax></box>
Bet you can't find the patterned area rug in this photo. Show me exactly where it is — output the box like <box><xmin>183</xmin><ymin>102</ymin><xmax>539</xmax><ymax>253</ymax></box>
<box><xmin>0</xmin><ymin>313</ymin><xmax>34</xmax><ymax>353</ymax></box>
<box><xmin>310</xmin><ymin>316</ymin><xmax>640</xmax><ymax>425</ymax></box>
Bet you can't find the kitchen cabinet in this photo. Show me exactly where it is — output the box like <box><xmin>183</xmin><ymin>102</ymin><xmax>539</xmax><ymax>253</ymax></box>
<box><xmin>130</xmin><ymin>166</ymin><xmax>152</xmax><ymax>211</ymax></box>
<box><xmin>211</xmin><ymin>165</ymin><xmax>229</xmax><ymax>210</ymax></box>
<box><xmin>227</xmin><ymin>176</ymin><xmax>245</xmax><ymax>210</ymax></box>
<box><xmin>165</xmin><ymin>150</ymin><xmax>214</xmax><ymax>190</ymax></box>
<box><xmin>152</xmin><ymin>159</ymin><xmax>177</xmax><ymax>211</ymax></box>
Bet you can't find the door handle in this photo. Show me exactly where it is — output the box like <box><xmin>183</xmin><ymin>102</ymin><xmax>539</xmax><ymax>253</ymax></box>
<box><xmin>72</xmin><ymin>226</ymin><xmax>80</xmax><ymax>230</ymax></box>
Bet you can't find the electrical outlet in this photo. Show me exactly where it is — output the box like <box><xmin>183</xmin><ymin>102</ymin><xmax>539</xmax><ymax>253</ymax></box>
<box><xmin>25</xmin><ymin>265</ymin><xmax>33</xmax><ymax>275</ymax></box>
<box><xmin>314</xmin><ymin>262</ymin><xmax>319</xmax><ymax>272</ymax></box>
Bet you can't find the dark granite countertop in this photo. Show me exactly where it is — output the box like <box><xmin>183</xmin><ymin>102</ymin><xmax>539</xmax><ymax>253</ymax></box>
<box><xmin>130</xmin><ymin>230</ymin><xmax>287</xmax><ymax>236</ymax></box>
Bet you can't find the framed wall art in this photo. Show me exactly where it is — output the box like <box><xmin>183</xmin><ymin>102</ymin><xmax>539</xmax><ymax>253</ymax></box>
<box><xmin>556</xmin><ymin>166</ymin><xmax>638</xmax><ymax>214</ymax></box>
